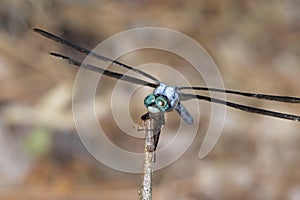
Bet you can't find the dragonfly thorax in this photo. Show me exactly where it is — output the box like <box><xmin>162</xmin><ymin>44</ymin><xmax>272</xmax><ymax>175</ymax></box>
<box><xmin>144</xmin><ymin>83</ymin><xmax>180</xmax><ymax>114</ymax></box>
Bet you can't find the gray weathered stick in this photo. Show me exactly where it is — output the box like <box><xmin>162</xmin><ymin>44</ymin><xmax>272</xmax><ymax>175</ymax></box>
<box><xmin>139</xmin><ymin>117</ymin><xmax>155</xmax><ymax>200</ymax></box>
<box><xmin>139</xmin><ymin>112</ymin><xmax>164</xmax><ymax>200</ymax></box>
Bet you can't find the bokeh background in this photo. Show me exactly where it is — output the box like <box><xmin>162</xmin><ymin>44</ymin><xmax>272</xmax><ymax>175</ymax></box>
<box><xmin>1</xmin><ymin>0</ymin><xmax>300</xmax><ymax>199</ymax></box>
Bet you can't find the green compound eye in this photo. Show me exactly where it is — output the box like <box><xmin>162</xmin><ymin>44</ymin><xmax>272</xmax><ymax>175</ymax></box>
<box><xmin>155</xmin><ymin>96</ymin><xmax>169</xmax><ymax>111</ymax></box>
<box><xmin>144</xmin><ymin>94</ymin><xmax>156</xmax><ymax>107</ymax></box>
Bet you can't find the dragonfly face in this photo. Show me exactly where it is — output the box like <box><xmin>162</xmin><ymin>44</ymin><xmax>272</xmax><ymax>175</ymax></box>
<box><xmin>144</xmin><ymin>83</ymin><xmax>194</xmax><ymax>124</ymax></box>
<box><xmin>144</xmin><ymin>94</ymin><xmax>169</xmax><ymax>114</ymax></box>
<box><xmin>144</xmin><ymin>83</ymin><xmax>177</xmax><ymax>113</ymax></box>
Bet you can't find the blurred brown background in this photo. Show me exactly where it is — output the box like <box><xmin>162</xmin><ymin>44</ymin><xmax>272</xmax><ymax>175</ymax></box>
<box><xmin>0</xmin><ymin>0</ymin><xmax>300</xmax><ymax>199</ymax></box>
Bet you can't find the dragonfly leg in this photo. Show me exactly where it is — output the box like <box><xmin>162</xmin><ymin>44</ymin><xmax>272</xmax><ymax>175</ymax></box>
<box><xmin>141</xmin><ymin>112</ymin><xmax>150</xmax><ymax>121</ymax></box>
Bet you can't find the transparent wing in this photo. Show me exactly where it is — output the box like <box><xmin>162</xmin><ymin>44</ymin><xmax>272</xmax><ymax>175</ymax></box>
<box><xmin>180</xmin><ymin>93</ymin><xmax>300</xmax><ymax>121</ymax></box>
<box><xmin>34</xmin><ymin>28</ymin><xmax>160</xmax><ymax>84</ymax></box>
<box><xmin>179</xmin><ymin>86</ymin><xmax>300</xmax><ymax>103</ymax></box>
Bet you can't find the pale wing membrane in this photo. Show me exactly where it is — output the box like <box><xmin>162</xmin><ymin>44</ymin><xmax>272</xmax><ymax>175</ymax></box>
<box><xmin>180</xmin><ymin>93</ymin><xmax>300</xmax><ymax>121</ymax></box>
<box><xmin>179</xmin><ymin>86</ymin><xmax>300</xmax><ymax>103</ymax></box>
<box><xmin>50</xmin><ymin>53</ymin><xmax>157</xmax><ymax>88</ymax></box>
<box><xmin>34</xmin><ymin>28</ymin><xmax>160</xmax><ymax>83</ymax></box>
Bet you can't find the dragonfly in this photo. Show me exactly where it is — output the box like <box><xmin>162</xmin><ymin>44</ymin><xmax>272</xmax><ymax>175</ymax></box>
<box><xmin>34</xmin><ymin>28</ymin><xmax>300</xmax><ymax>151</ymax></box>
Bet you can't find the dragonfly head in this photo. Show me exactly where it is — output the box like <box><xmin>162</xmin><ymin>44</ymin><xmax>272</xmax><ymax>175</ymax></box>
<box><xmin>144</xmin><ymin>94</ymin><xmax>170</xmax><ymax>114</ymax></box>
<box><xmin>144</xmin><ymin>83</ymin><xmax>180</xmax><ymax>114</ymax></box>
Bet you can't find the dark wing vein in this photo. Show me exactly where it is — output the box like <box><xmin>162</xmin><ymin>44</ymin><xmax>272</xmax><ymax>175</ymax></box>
<box><xmin>180</xmin><ymin>93</ymin><xmax>300</xmax><ymax>121</ymax></box>
<box><xmin>50</xmin><ymin>52</ymin><xmax>157</xmax><ymax>88</ymax></box>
